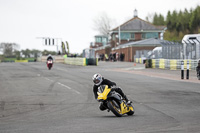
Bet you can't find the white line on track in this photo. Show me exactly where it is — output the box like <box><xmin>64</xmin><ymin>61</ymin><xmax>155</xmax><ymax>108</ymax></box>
<box><xmin>56</xmin><ymin>68</ymin><xmax>68</xmax><ymax>72</ymax></box>
<box><xmin>57</xmin><ymin>82</ymin><xmax>80</xmax><ymax>94</ymax></box>
<box><xmin>57</xmin><ymin>82</ymin><xmax>71</xmax><ymax>89</ymax></box>
<box><xmin>73</xmin><ymin>89</ymin><xmax>81</xmax><ymax>94</ymax></box>
<box><xmin>43</xmin><ymin>76</ymin><xmax>81</xmax><ymax>95</ymax></box>
<box><xmin>44</xmin><ymin>77</ymin><xmax>54</xmax><ymax>82</ymax></box>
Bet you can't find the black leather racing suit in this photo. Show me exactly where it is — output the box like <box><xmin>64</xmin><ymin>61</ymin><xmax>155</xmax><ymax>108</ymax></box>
<box><xmin>47</xmin><ymin>56</ymin><xmax>53</xmax><ymax>61</ymax></box>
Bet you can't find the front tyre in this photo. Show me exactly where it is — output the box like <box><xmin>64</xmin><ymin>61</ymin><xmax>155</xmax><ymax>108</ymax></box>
<box><xmin>48</xmin><ymin>64</ymin><xmax>52</xmax><ymax>70</ymax></box>
<box><xmin>127</xmin><ymin>105</ymin><xmax>135</xmax><ymax>116</ymax></box>
<box><xmin>107</xmin><ymin>100</ymin><xmax>122</xmax><ymax>117</ymax></box>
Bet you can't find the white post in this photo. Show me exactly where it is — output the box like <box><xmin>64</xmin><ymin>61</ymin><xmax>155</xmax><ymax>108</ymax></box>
<box><xmin>118</xmin><ymin>26</ymin><xmax>121</xmax><ymax>44</ymax></box>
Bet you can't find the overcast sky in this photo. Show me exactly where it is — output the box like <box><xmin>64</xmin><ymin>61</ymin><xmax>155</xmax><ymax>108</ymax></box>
<box><xmin>0</xmin><ymin>0</ymin><xmax>200</xmax><ymax>54</ymax></box>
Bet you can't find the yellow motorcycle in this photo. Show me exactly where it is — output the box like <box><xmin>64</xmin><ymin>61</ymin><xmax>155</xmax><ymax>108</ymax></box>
<box><xmin>97</xmin><ymin>85</ymin><xmax>134</xmax><ymax>117</ymax></box>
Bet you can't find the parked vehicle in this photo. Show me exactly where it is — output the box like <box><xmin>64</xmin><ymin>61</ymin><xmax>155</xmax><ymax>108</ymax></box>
<box><xmin>182</xmin><ymin>34</ymin><xmax>200</xmax><ymax>59</ymax></box>
<box><xmin>147</xmin><ymin>47</ymin><xmax>162</xmax><ymax>59</ymax></box>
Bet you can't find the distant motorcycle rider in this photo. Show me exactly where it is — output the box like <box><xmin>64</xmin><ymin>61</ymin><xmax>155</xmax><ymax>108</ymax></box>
<box><xmin>46</xmin><ymin>54</ymin><xmax>53</xmax><ymax>63</ymax></box>
<box><xmin>92</xmin><ymin>73</ymin><xmax>131</xmax><ymax>111</ymax></box>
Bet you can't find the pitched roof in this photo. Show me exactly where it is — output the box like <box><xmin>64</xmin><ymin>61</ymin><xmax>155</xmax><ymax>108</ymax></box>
<box><xmin>112</xmin><ymin>17</ymin><xmax>166</xmax><ymax>32</ymax></box>
<box><xmin>112</xmin><ymin>38</ymin><xmax>162</xmax><ymax>50</ymax></box>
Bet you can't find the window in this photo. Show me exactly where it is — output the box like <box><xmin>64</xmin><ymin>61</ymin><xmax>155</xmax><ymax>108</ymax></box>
<box><xmin>112</xmin><ymin>34</ymin><xmax>116</xmax><ymax>40</ymax></box>
<box><xmin>146</xmin><ymin>32</ymin><xmax>159</xmax><ymax>39</ymax></box>
<box><xmin>142</xmin><ymin>33</ymin><xmax>146</xmax><ymax>39</ymax></box>
<box><xmin>130</xmin><ymin>33</ymin><xmax>135</xmax><ymax>39</ymax></box>
<box><xmin>95</xmin><ymin>37</ymin><xmax>102</xmax><ymax>43</ymax></box>
<box><xmin>102</xmin><ymin>37</ymin><xmax>107</xmax><ymax>46</ymax></box>
<box><xmin>120</xmin><ymin>33</ymin><xmax>130</xmax><ymax>40</ymax></box>
<box><xmin>142</xmin><ymin>33</ymin><xmax>159</xmax><ymax>39</ymax></box>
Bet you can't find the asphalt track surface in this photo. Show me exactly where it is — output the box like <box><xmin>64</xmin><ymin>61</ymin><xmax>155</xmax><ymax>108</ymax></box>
<box><xmin>0</xmin><ymin>61</ymin><xmax>200</xmax><ymax>133</ymax></box>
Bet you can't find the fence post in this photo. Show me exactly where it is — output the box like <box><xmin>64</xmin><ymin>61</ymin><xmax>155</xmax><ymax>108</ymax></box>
<box><xmin>186</xmin><ymin>60</ymin><xmax>189</xmax><ymax>79</ymax></box>
<box><xmin>181</xmin><ymin>61</ymin><xmax>184</xmax><ymax>79</ymax></box>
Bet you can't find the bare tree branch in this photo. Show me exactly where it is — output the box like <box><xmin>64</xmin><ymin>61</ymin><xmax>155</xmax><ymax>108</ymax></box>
<box><xmin>93</xmin><ymin>12</ymin><xmax>116</xmax><ymax>36</ymax></box>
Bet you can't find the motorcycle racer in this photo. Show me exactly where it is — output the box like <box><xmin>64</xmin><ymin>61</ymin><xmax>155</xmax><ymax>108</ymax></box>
<box><xmin>92</xmin><ymin>73</ymin><xmax>131</xmax><ymax>111</ymax></box>
<box><xmin>46</xmin><ymin>54</ymin><xmax>53</xmax><ymax>62</ymax></box>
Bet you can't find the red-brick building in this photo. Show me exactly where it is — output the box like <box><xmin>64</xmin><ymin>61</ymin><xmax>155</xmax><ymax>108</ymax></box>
<box><xmin>92</xmin><ymin>10</ymin><xmax>166</xmax><ymax>62</ymax></box>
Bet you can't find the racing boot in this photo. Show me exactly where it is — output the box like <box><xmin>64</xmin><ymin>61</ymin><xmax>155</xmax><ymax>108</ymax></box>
<box><xmin>124</xmin><ymin>95</ymin><xmax>132</xmax><ymax>105</ymax></box>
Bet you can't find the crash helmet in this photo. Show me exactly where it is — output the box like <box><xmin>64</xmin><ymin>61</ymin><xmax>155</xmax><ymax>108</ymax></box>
<box><xmin>92</xmin><ymin>73</ymin><xmax>103</xmax><ymax>86</ymax></box>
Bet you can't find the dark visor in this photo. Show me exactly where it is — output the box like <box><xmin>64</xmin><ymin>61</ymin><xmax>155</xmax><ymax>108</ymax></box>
<box><xmin>94</xmin><ymin>79</ymin><xmax>100</xmax><ymax>84</ymax></box>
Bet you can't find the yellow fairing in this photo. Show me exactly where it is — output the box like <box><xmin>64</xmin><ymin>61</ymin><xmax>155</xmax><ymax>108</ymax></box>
<box><xmin>97</xmin><ymin>85</ymin><xmax>111</xmax><ymax>100</ymax></box>
<box><xmin>120</xmin><ymin>102</ymin><xmax>133</xmax><ymax>114</ymax></box>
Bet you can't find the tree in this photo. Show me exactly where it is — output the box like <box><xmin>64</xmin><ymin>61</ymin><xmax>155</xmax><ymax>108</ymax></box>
<box><xmin>176</xmin><ymin>10</ymin><xmax>183</xmax><ymax>33</ymax></box>
<box><xmin>166</xmin><ymin>11</ymin><xmax>172</xmax><ymax>31</ymax></box>
<box><xmin>171</xmin><ymin>10</ymin><xmax>178</xmax><ymax>31</ymax></box>
<box><xmin>0</xmin><ymin>43</ymin><xmax>20</xmax><ymax>57</ymax></box>
<box><xmin>153</xmin><ymin>13</ymin><xmax>165</xmax><ymax>25</ymax></box>
<box><xmin>189</xmin><ymin>6</ymin><xmax>200</xmax><ymax>33</ymax></box>
<box><xmin>145</xmin><ymin>13</ymin><xmax>154</xmax><ymax>23</ymax></box>
<box><xmin>93</xmin><ymin>12</ymin><xmax>116</xmax><ymax>36</ymax></box>
<box><xmin>21</xmin><ymin>49</ymin><xmax>31</xmax><ymax>58</ymax></box>
<box><xmin>14</xmin><ymin>50</ymin><xmax>21</xmax><ymax>59</ymax></box>
<box><xmin>31</xmin><ymin>49</ymin><xmax>41</xmax><ymax>58</ymax></box>
<box><xmin>182</xmin><ymin>8</ymin><xmax>191</xmax><ymax>32</ymax></box>
<box><xmin>153</xmin><ymin>13</ymin><xmax>158</xmax><ymax>25</ymax></box>
<box><xmin>42</xmin><ymin>50</ymin><xmax>56</xmax><ymax>56</ymax></box>
<box><xmin>159</xmin><ymin>14</ymin><xmax>165</xmax><ymax>25</ymax></box>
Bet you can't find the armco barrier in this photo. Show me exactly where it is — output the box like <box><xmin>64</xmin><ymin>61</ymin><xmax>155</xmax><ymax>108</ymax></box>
<box><xmin>64</xmin><ymin>58</ymin><xmax>98</xmax><ymax>66</ymax></box>
<box><xmin>38</xmin><ymin>56</ymin><xmax>98</xmax><ymax>66</ymax></box>
<box><xmin>159</xmin><ymin>59</ymin><xmax>165</xmax><ymax>69</ymax></box>
<box><xmin>15</xmin><ymin>60</ymin><xmax>28</xmax><ymax>63</ymax></box>
<box><xmin>170</xmin><ymin>60</ymin><xmax>177</xmax><ymax>70</ymax></box>
<box><xmin>152</xmin><ymin>59</ymin><xmax>156</xmax><ymax>68</ymax></box>
<box><xmin>86</xmin><ymin>58</ymin><xmax>98</xmax><ymax>65</ymax></box>
<box><xmin>136</xmin><ymin>58</ymin><xmax>199</xmax><ymax>70</ymax></box>
<box><xmin>136</xmin><ymin>58</ymin><xmax>139</xmax><ymax>63</ymax></box>
<box><xmin>64</xmin><ymin>57</ymin><xmax>86</xmax><ymax>66</ymax></box>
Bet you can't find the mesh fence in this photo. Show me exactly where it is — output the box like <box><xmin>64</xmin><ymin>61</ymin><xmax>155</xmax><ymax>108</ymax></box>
<box><xmin>135</xmin><ymin>39</ymin><xmax>200</xmax><ymax>60</ymax></box>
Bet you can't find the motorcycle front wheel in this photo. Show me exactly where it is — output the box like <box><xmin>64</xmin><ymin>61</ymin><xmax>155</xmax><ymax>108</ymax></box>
<box><xmin>107</xmin><ymin>100</ymin><xmax>122</xmax><ymax>117</ymax></box>
<box><xmin>127</xmin><ymin>105</ymin><xmax>135</xmax><ymax>115</ymax></box>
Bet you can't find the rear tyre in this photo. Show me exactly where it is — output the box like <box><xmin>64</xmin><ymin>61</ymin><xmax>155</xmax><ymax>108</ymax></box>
<box><xmin>107</xmin><ymin>100</ymin><xmax>122</xmax><ymax>117</ymax></box>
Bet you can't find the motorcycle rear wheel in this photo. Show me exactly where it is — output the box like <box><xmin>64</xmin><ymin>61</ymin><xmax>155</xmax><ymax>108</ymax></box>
<box><xmin>107</xmin><ymin>100</ymin><xmax>122</xmax><ymax>117</ymax></box>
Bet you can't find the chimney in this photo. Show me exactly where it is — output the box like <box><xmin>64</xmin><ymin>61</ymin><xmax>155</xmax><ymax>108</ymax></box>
<box><xmin>134</xmin><ymin>9</ymin><xmax>138</xmax><ymax>18</ymax></box>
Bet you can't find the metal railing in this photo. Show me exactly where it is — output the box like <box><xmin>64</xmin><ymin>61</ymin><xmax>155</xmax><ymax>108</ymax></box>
<box><xmin>134</xmin><ymin>39</ymin><xmax>200</xmax><ymax>60</ymax></box>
